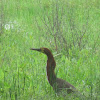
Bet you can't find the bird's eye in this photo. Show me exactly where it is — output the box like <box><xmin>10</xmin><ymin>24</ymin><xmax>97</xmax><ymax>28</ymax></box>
<box><xmin>41</xmin><ymin>48</ymin><xmax>44</xmax><ymax>53</ymax></box>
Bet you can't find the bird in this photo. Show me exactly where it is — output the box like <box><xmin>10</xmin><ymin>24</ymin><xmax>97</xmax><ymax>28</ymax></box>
<box><xmin>30</xmin><ymin>47</ymin><xmax>77</xmax><ymax>95</ymax></box>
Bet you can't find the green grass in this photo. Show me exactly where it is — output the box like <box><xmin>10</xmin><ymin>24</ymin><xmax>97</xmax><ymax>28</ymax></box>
<box><xmin>0</xmin><ymin>0</ymin><xmax>100</xmax><ymax>99</ymax></box>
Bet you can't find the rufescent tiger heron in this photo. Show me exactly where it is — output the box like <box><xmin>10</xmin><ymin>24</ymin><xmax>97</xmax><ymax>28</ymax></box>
<box><xmin>30</xmin><ymin>47</ymin><xmax>77</xmax><ymax>95</ymax></box>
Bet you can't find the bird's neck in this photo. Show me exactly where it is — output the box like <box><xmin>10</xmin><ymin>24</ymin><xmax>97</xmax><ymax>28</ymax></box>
<box><xmin>46</xmin><ymin>57</ymin><xmax>57</xmax><ymax>87</ymax></box>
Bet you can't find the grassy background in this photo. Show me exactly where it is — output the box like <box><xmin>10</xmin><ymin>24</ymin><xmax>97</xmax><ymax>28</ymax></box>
<box><xmin>0</xmin><ymin>0</ymin><xmax>100</xmax><ymax>99</ymax></box>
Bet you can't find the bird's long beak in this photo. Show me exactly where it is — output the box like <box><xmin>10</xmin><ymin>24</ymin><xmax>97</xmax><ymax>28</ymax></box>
<box><xmin>30</xmin><ymin>48</ymin><xmax>41</xmax><ymax>52</ymax></box>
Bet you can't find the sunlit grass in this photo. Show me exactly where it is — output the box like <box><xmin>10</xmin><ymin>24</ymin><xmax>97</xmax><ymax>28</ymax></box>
<box><xmin>0</xmin><ymin>0</ymin><xmax>100</xmax><ymax>99</ymax></box>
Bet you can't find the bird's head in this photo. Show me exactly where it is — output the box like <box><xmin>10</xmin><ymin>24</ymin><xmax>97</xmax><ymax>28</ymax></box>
<box><xmin>30</xmin><ymin>47</ymin><xmax>52</xmax><ymax>56</ymax></box>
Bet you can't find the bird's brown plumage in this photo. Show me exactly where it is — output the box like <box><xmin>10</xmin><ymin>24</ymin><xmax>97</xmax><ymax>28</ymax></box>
<box><xmin>30</xmin><ymin>47</ymin><xmax>76</xmax><ymax>94</ymax></box>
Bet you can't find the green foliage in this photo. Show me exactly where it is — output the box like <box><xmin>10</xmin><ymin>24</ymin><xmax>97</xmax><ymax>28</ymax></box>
<box><xmin>0</xmin><ymin>0</ymin><xmax>100</xmax><ymax>99</ymax></box>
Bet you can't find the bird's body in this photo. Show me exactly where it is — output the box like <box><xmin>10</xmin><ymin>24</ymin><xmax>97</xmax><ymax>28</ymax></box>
<box><xmin>30</xmin><ymin>47</ymin><xmax>76</xmax><ymax>94</ymax></box>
